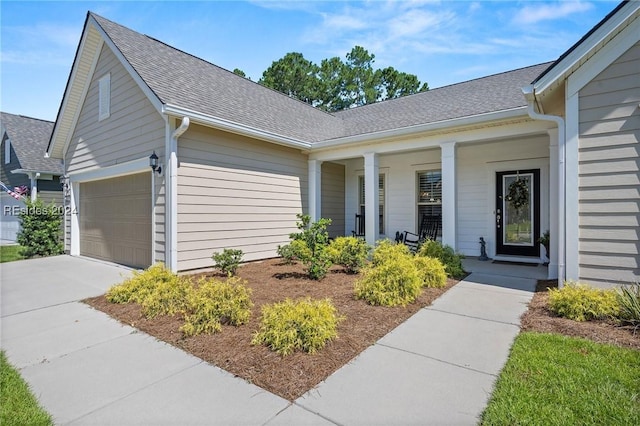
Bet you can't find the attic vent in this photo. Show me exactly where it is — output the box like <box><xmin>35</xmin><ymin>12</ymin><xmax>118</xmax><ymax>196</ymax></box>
<box><xmin>98</xmin><ymin>73</ymin><xmax>111</xmax><ymax>121</ymax></box>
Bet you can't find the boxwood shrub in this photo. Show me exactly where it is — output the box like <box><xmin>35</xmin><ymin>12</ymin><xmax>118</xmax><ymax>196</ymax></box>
<box><xmin>548</xmin><ymin>282</ymin><xmax>619</xmax><ymax>322</ymax></box>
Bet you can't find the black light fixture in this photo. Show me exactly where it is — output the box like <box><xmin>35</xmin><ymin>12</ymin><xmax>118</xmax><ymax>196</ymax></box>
<box><xmin>149</xmin><ymin>151</ymin><xmax>161</xmax><ymax>174</ymax></box>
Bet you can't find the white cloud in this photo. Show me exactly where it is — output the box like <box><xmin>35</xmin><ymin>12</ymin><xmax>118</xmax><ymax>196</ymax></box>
<box><xmin>512</xmin><ymin>1</ymin><xmax>594</xmax><ymax>25</ymax></box>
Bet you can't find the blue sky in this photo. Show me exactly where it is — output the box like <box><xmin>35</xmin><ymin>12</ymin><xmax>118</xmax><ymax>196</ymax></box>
<box><xmin>1</xmin><ymin>0</ymin><xmax>620</xmax><ymax>121</ymax></box>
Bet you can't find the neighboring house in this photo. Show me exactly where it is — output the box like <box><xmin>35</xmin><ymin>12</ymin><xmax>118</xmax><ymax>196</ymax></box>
<box><xmin>46</xmin><ymin>1</ymin><xmax>638</xmax><ymax>287</ymax></box>
<box><xmin>1</xmin><ymin>112</ymin><xmax>64</xmax><ymax>242</ymax></box>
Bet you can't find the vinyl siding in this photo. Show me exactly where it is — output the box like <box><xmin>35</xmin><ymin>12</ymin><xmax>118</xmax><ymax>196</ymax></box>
<box><xmin>64</xmin><ymin>44</ymin><xmax>165</xmax><ymax>263</ymax></box>
<box><xmin>321</xmin><ymin>162</ymin><xmax>345</xmax><ymax>238</ymax></box>
<box><xmin>177</xmin><ymin>124</ymin><xmax>308</xmax><ymax>271</ymax></box>
<box><xmin>577</xmin><ymin>41</ymin><xmax>640</xmax><ymax>286</ymax></box>
<box><xmin>0</xmin><ymin>133</ymin><xmax>30</xmax><ymax>189</ymax></box>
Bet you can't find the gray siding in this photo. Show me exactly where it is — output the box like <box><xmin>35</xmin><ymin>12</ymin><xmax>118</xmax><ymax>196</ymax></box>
<box><xmin>321</xmin><ymin>162</ymin><xmax>345</xmax><ymax>238</ymax></box>
<box><xmin>64</xmin><ymin>44</ymin><xmax>165</xmax><ymax>263</ymax></box>
<box><xmin>1</xmin><ymin>133</ymin><xmax>30</xmax><ymax>189</ymax></box>
<box><xmin>177</xmin><ymin>124</ymin><xmax>308</xmax><ymax>271</ymax></box>
<box><xmin>578</xmin><ymin>41</ymin><xmax>640</xmax><ymax>286</ymax></box>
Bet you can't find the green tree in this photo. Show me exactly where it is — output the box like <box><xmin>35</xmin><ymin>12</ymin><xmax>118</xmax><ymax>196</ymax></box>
<box><xmin>259</xmin><ymin>52</ymin><xmax>320</xmax><ymax>105</ymax></box>
<box><xmin>232</xmin><ymin>68</ymin><xmax>248</xmax><ymax>79</ymax></box>
<box><xmin>17</xmin><ymin>199</ymin><xmax>63</xmax><ymax>258</ymax></box>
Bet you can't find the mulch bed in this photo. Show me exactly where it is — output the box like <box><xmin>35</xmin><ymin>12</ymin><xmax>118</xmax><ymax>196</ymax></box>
<box><xmin>521</xmin><ymin>280</ymin><xmax>640</xmax><ymax>350</ymax></box>
<box><xmin>84</xmin><ymin>258</ymin><xmax>458</xmax><ymax>401</ymax></box>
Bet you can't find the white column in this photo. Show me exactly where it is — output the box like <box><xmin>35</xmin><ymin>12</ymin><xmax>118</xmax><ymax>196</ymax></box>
<box><xmin>364</xmin><ymin>152</ymin><xmax>379</xmax><ymax>246</ymax></box>
<box><xmin>548</xmin><ymin>129</ymin><xmax>559</xmax><ymax>279</ymax></box>
<box><xmin>70</xmin><ymin>181</ymin><xmax>80</xmax><ymax>256</ymax></box>
<box><xmin>440</xmin><ymin>141</ymin><xmax>457</xmax><ymax>249</ymax></box>
<box><xmin>565</xmin><ymin>93</ymin><xmax>579</xmax><ymax>281</ymax></box>
<box><xmin>30</xmin><ymin>173</ymin><xmax>38</xmax><ymax>201</ymax></box>
<box><xmin>308</xmin><ymin>159</ymin><xmax>322</xmax><ymax>222</ymax></box>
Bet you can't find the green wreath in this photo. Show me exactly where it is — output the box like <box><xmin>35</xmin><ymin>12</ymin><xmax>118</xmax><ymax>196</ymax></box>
<box><xmin>507</xmin><ymin>178</ymin><xmax>529</xmax><ymax>210</ymax></box>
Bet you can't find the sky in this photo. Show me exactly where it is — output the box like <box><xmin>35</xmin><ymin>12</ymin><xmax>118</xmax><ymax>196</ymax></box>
<box><xmin>1</xmin><ymin>0</ymin><xmax>621</xmax><ymax>121</ymax></box>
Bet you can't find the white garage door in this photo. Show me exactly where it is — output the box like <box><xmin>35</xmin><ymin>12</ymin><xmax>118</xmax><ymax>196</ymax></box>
<box><xmin>80</xmin><ymin>173</ymin><xmax>151</xmax><ymax>268</ymax></box>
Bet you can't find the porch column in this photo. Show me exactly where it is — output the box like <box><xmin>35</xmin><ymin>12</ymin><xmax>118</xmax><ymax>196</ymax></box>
<box><xmin>440</xmin><ymin>141</ymin><xmax>457</xmax><ymax>249</ymax></box>
<box><xmin>548</xmin><ymin>129</ymin><xmax>559</xmax><ymax>279</ymax></box>
<box><xmin>364</xmin><ymin>152</ymin><xmax>379</xmax><ymax>246</ymax></box>
<box><xmin>30</xmin><ymin>172</ymin><xmax>38</xmax><ymax>201</ymax></box>
<box><xmin>308</xmin><ymin>159</ymin><xmax>322</xmax><ymax>222</ymax></box>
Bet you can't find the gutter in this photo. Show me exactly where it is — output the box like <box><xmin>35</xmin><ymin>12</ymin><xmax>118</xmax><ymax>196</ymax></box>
<box><xmin>522</xmin><ymin>85</ymin><xmax>565</xmax><ymax>287</ymax></box>
<box><xmin>162</xmin><ymin>104</ymin><xmax>312</xmax><ymax>151</ymax></box>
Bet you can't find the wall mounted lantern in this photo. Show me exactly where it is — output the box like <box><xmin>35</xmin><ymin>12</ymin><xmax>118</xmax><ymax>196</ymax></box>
<box><xmin>149</xmin><ymin>151</ymin><xmax>162</xmax><ymax>175</ymax></box>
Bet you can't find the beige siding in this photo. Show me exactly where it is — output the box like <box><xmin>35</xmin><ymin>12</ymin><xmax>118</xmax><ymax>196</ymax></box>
<box><xmin>578</xmin><ymin>41</ymin><xmax>640</xmax><ymax>286</ymax></box>
<box><xmin>177</xmin><ymin>124</ymin><xmax>308</xmax><ymax>270</ymax></box>
<box><xmin>64</xmin><ymin>44</ymin><xmax>165</xmax><ymax>263</ymax></box>
<box><xmin>321</xmin><ymin>162</ymin><xmax>345</xmax><ymax>238</ymax></box>
<box><xmin>38</xmin><ymin>190</ymin><xmax>63</xmax><ymax>206</ymax></box>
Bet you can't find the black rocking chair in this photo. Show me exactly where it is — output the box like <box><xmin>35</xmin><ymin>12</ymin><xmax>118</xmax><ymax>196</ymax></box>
<box><xmin>401</xmin><ymin>215</ymin><xmax>441</xmax><ymax>252</ymax></box>
<box><xmin>352</xmin><ymin>213</ymin><xmax>365</xmax><ymax>238</ymax></box>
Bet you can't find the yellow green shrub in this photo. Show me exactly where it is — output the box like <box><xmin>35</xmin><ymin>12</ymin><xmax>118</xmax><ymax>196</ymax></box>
<box><xmin>139</xmin><ymin>276</ymin><xmax>193</xmax><ymax>319</ymax></box>
<box><xmin>354</xmin><ymin>247</ymin><xmax>422</xmax><ymax>306</ymax></box>
<box><xmin>325</xmin><ymin>236</ymin><xmax>370</xmax><ymax>274</ymax></box>
<box><xmin>415</xmin><ymin>256</ymin><xmax>447</xmax><ymax>288</ymax></box>
<box><xmin>252</xmin><ymin>298</ymin><xmax>343</xmax><ymax>355</ymax></box>
<box><xmin>181</xmin><ymin>276</ymin><xmax>253</xmax><ymax>337</ymax></box>
<box><xmin>548</xmin><ymin>282</ymin><xmax>619</xmax><ymax>322</ymax></box>
<box><xmin>106</xmin><ymin>263</ymin><xmax>176</xmax><ymax>304</ymax></box>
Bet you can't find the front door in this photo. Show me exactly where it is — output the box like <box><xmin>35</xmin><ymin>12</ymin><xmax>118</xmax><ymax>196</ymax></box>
<box><xmin>496</xmin><ymin>169</ymin><xmax>540</xmax><ymax>257</ymax></box>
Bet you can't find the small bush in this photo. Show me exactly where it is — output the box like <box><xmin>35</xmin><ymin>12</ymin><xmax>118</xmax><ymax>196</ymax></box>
<box><xmin>181</xmin><ymin>276</ymin><xmax>253</xmax><ymax>337</ymax></box>
<box><xmin>287</xmin><ymin>214</ymin><xmax>333</xmax><ymax>280</ymax></box>
<box><xmin>212</xmin><ymin>248</ymin><xmax>244</xmax><ymax>276</ymax></box>
<box><xmin>548</xmin><ymin>282</ymin><xmax>619</xmax><ymax>322</ymax></box>
<box><xmin>371</xmin><ymin>239</ymin><xmax>411</xmax><ymax>266</ymax></box>
<box><xmin>252</xmin><ymin>298</ymin><xmax>343</xmax><ymax>355</ymax></box>
<box><xmin>617</xmin><ymin>282</ymin><xmax>640</xmax><ymax>327</ymax></box>
<box><xmin>415</xmin><ymin>256</ymin><xmax>447</xmax><ymax>288</ymax></box>
<box><xmin>139</xmin><ymin>276</ymin><xmax>193</xmax><ymax>319</ymax></box>
<box><xmin>106</xmin><ymin>263</ymin><xmax>175</xmax><ymax>304</ymax></box>
<box><xmin>326</xmin><ymin>236</ymin><xmax>370</xmax><ymax>274</ymax></box>
<box><xmin>17</xmin><ymin>199</ymin><xmax>63</xmax><ymax>258</ymax></box>
<box><xmin>417</xmin><ymin>240</ymin><xmax>466</xmax><ymax>279</ymax></box>
<box><xmin>277</xmin><ymin>243</ymin><xmax>298</xmax><ymax>264</ymax></box>
<box><xmin>354</xmin><ymin>243</ymin><xmax>422</xmax><ymax>306</ymax></box>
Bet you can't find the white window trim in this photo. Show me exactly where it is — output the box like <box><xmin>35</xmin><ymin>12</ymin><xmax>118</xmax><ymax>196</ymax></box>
<box><xmin>98</xmin><ymin>73</ymin><xmax>111</xmax><ymax>121</ymax></box>
<box><xmin>416</xmin><ymin>169</ymin><xmax>442</xmax><ymax>232</ymax></box>
<box><xmin>4</xmin><ymin>137</ymin><xmax>10</xmax><ymax>165</ymax></box>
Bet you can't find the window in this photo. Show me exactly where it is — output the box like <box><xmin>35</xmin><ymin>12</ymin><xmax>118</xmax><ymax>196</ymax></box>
<box><xmin>358</xmin><ymin>174</ymin><xmax>385</xmax><ymax>234</ymax></box>
<box><xmin>98</xmin><ymin>73</ymin><xmax>111</xmax><ymax>121</ymax></box>
<box><xmin>4</xmin><ymin>137</ymin><xmax>10</xmax><ymax>164</ymax></box>
<box><xmin>417</xmin><ymin>170</ymin><xmax>442</xmax><ymax>231</ymax></box>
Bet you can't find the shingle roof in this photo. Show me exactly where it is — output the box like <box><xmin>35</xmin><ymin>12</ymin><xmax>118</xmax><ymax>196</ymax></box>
<box><xmin>91</xmin><ymin>13</ymin><xmax>344</xmax><ymax>143</ymax></box>
<box><xmin>90</xmin><ymin>13</ymin><xmax>554</xmax><ymax>145</ymax></box>
<box><xmin>332</xmin><ymin>62</ymin><xmax>553</xmax><ymax>138</ymax></box>
<box><xmin>1</xmin><ymin>112</ymin><xmax>62</xmax><ymax>174</ymax></box>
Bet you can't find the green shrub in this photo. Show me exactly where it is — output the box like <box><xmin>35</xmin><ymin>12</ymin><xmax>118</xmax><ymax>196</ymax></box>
<box><xmin>252</xmin><ymin>298</ymin><xmax>342</xmax><ymax>355</ymax></box>
<box><xmin>354</xmin><ymin>244</ymin><xmax>422</xmax><ymax>306</ymax></box>
<box><xmin>415</xmin><ymin>256</ymin><xmax>447</xmax><ymax>288</ymax></box>
<box><xmin>325</xmin><ymin>236</ymin><xmax>370</xmax><ymax>274</ymax></box>
<box><xmin>617</xmin><ymin>282</ymin><xmax>640</xmax><ymax>327</ymax></box>
<box><xmin>287</xmin><ymin>214</ymin><xmax>333</xmax><ymax>280</ymax></box>
<box><xmin>212</xmin><ymin>248</ymin><xmax>244</xmax><ymax>276</ymax></box>
<box><xmin>106</xmin><ymin>263</ymin><xmax>175</xmax><ymax>304</ymax></box>
<box><xmin>276</xmin><ymin>243</ymin><xmax>298</xmax><ymax>264</ymax></box>
<box><xmin>548</xmin><ymin>282</ymin><xmax>619</xmax><ymax>322</ymax></box>
<box><xmin>17</xmin><ymin>199</ymin><xmax>63</xmax><ymax>258</ymax></box>
<box><xmin>417</xmin><ymin>240</ymin><xmax>466</xmax><ymax>279</ymax></box>
<box><xmin>181</xmin><ymin>276</ymin><xmax>253</xmax><ymax>337</ymax></box>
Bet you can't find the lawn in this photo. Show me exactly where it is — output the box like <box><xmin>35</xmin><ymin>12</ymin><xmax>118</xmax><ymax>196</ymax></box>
<box><xmin>481</xmin><ymin>332</ymin><xmax>640</xmax><ymax>425</ymax></box>
<box><xmin>0</xmin><ymin>245</ymin><xmax>23</xmax><ymax>262</ymax></box>
<box><xmin>0</xmin><ymin>351</ymin><xmax>53</xmax><ymax>426</ymax></box>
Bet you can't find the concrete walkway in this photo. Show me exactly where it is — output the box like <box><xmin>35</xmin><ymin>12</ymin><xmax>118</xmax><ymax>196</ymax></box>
<box><xmin>1</xmin><ymin>255</ymin><xmax>538</xmax><ymax>425</ymax></box>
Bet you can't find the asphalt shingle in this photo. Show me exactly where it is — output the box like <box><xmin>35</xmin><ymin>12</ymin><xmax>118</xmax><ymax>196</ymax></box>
<box><xmin>1</xmin><ymin>112</ymin><xmax>62</xmax><ymax>174</ymax></box>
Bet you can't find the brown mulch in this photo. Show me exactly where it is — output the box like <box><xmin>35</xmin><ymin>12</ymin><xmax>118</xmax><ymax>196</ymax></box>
<box><xmin>84</xmin><ymin>258</ymin><xmax>458</xmax><ymax>401</ymax></box>
<box><xmin>521</xmin><ymin>279</ymin><xmax>640</xmax><ymax>350</ymax></box>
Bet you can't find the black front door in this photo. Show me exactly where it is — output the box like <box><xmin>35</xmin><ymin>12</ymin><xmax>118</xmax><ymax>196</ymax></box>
<box><xmin>496</xmin><ymin>169</ymin><xmax>540</xmax><ymax>257</ymax></box>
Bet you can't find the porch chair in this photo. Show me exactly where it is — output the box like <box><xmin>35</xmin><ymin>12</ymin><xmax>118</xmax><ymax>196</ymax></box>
<box><xmin>352</xmin><ymin>213</ymin><xmax>365</xmax><ymax>238</ymax></box>
<box><xmin>401</xmin><ymin>215</ymin><xmax>441</xmax><ymax>253</ymax></box>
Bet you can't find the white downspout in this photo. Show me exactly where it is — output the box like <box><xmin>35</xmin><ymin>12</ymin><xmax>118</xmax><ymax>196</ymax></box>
<box><xmin>523</xmin><ymin>86</ymin><xmax>565</xmax><ymax>287</ymax></box>
<box><xmin>30</xmin><ymin>172</ymin><xmax>39</xmax><ymax>201</ymax></box>
<box><xmin>165</xmin><ymin>116</ymin><xmax>190</xmax><ymax>272</ymax></box>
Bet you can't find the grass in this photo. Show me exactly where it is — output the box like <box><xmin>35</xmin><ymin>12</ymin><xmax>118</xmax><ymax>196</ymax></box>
<box><xmin>0</xmin><ymin>245</ymin><xmax>23</xmax><ymax>263</ymax></box>
<box><xmin>481</xmin><ymin>332</ymin><xmax>640</xmax><ymax>425</ymax></box>
<box><xmin>0</xmin><ymin>351</ymin><xmax>53</xmax><ymax>426</ymax></box>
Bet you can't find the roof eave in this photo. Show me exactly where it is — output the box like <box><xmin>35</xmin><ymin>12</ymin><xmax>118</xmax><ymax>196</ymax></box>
<box><xmin>11</xmin><ymin>168</ymin><xmax>62</xmax><ymax>176</ymax></box>
<box><xmin>311</xmin><ymin>106</ymin><xmax>529</xmax><ymax>150</ymax></box>
<box><xmin>162</xmin><ymin>104</ymin><xmax>313</xmax><ymax>151</ymax></box>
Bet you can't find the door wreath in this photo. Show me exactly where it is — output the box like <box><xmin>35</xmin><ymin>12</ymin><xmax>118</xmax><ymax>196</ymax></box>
<box><xmin>506</xmin><ymin>177</ymin><xmax>529</xmax><ymax>210</ymax></box>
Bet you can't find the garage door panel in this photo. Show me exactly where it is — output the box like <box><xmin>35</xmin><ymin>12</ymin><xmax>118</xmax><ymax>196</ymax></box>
<box><xmin>80</xmin><ymin>173</ymin><xmax>151</xmax><ymax>268</ymax></box>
